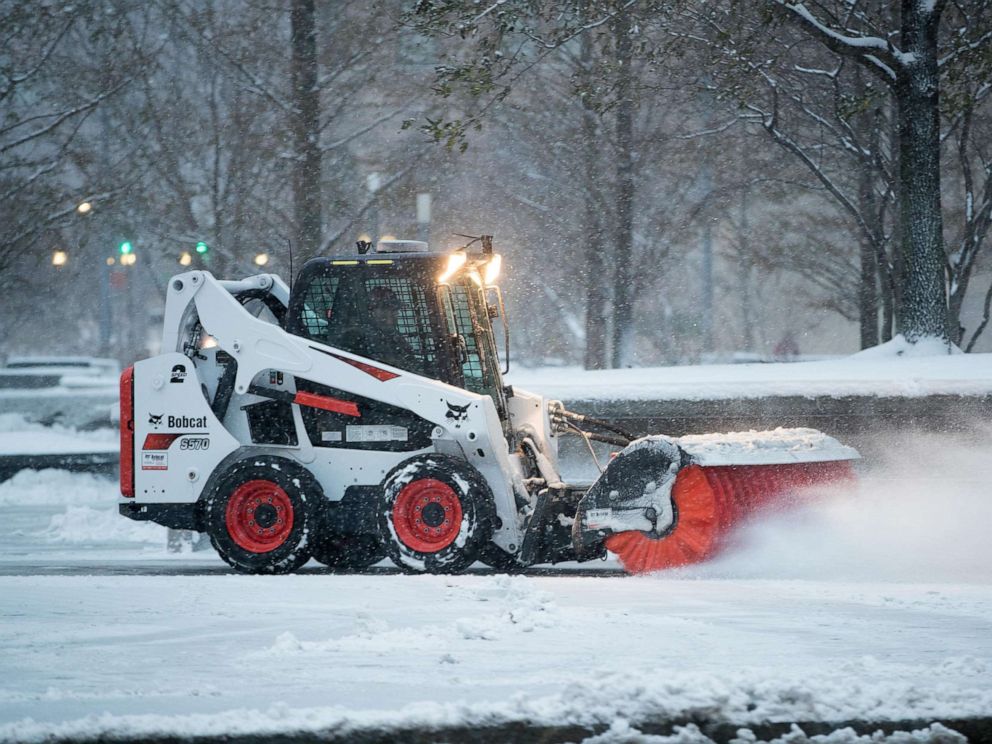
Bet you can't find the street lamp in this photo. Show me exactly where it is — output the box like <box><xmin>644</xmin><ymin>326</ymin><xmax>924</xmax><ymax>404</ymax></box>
<box><xmin>253</xmin><ymin>253</ymin><xmax>269</xmax><ymax>267</ymax></box>
<box><xmin>76</xmin><ymin>201</ymin><xmax>92</xmax><ymax>215</ymax></box>
<box><xmin>120</xmin><ymin>253</ymin><xmax>137</xmax><ymax>266</ymax></box>
<box><xmin>52</xmin><ymin>250</ymin><xmax>68</xmax><ymax>267</ymax></box>
<box><xmin>179</xmin><ymin>252</ymin><xmax>193</xmax><ymax>267</ymax></box>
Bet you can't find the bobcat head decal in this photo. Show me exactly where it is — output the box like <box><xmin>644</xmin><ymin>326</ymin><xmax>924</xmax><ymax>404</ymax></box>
<box><xmin>445</xmin><ymin>401</ymin><xmax>470</xmax><ymax>422</ymax></box>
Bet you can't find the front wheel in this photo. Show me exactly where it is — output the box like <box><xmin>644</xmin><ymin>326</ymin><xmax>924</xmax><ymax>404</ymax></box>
<box><xmin>203</xmin><ymin>456</ymin><xmax>318</xmax><ymax>574</ymax></box>
<box><xmin>378</xmin><ymin>455</ymin><xmax>494</xmax><ymax>574</ymax></box>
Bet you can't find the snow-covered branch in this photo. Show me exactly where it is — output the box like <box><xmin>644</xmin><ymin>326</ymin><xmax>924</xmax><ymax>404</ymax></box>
<box><xmin>772</xmin><ymin>1</ymin><xmax>898</xmax><ymax>82</ymax></box>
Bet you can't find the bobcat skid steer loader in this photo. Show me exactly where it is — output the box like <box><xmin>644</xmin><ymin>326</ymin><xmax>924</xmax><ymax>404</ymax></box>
<box><xmin>119</xmin><ymin>238</ymin><xmax>857</xmax><ymax>574</ymax></box>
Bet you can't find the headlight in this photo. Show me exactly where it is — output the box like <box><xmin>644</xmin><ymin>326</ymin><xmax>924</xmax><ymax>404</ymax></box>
<box><xmin>438</xmin><ymin>251</ymin><xmax>467</xmax><ymax>282</ymax></box>
<box><xmin>484</xmin><ymin>253</ymin><xmax>502</xmax><ymax>285</ymax></box>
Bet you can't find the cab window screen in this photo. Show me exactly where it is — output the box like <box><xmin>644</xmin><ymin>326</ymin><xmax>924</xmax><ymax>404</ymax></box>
<box><xmin>363</xmin><ymin>277</ymin><xmax>438</xmax><ymax>372</ymax></box>
<box><xmin>443</xmin><ymin>284</ymin><xmax>486</xmax><ymax>394</ymax></box>
<box><xmin>298</xmin><ymin>276</ymin><xmax>340</xmax><ymax>342</ymax></box>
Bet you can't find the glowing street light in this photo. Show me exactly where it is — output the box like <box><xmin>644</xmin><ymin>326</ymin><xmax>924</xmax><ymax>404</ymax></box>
<box><xmin>253</xmin><ymin>253</ymin><xmax>269</xmax><ymax>267</ymax></box>
<box><xmin>120</xmin><ymin>253</ymin><xmax>137</xmax><ymax>266</ymax></box>
<box><xmin>195</xmin><ymin>241</ymin><xmax>209</xmax><ymax>255</ymax></box>
<box><xmin>76</xmin><ymin>201</ymin><xmax>92</xmax><ymax>215</ymax></box>
<box><xmin>52</xmin><ymin>250</ymin><xmax>68</xmax><ymax>267</ymax></box>
<box><xmin>179</xmin><ymin>252</ymin><xmax>193</xmax><ymax>267</ymax></box>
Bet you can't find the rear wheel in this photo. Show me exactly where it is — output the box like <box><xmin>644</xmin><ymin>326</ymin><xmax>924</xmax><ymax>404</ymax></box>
<box><xmin>379</xmin><ymin>455</ymin><xmax>494</xmax><ymax>574</ymax></box>
<box><xmin>204</xmin><ymin>456</ymin><xmax>317</xmax><ymax>574</ymax></box>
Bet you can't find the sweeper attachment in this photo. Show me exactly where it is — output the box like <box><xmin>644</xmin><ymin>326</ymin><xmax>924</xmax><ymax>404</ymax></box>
<box><xmin>119</xmin><ymin>237</ymin><xmax>858</xmax><ymax>575</ymax></box>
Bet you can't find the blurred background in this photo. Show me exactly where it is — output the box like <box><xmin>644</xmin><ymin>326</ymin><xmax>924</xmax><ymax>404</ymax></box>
<box><xmin>2</xmin><ymin>0</ymin><xmax>990</xmax><ymax>369</ymax></box>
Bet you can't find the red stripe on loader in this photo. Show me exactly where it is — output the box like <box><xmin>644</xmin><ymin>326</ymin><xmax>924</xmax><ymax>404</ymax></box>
<box><xmin>143</xmin><ymin>433</ymin><xmax>183</xmax><ymax>450</ymax></box>
<box><xmin>120</xmin><ymin>367</ymin><xmax>134</xmax><ymax>497</ymax></box>
<box><xmin>329</xmin><ymin>353</ymin><xmax>400</xmax><ymax>382</ymax></box>
<box><xmin>293</xmin><ymin>391</ymin><xmax>361</xmax><ymax>418</ymax></box>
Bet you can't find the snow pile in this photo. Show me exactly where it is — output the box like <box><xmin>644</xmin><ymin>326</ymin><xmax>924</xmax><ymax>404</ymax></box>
<box><xmin>0</xmin><ymin>413</ymin><xmax>47</xmax><ymax>433</ymax></box>
<box><xmin>0</xmin><ymin>413</ymin><xmax>116</xmax><ymax>456</ymax></box>
<box><xmin>579</xmin><ymin>722</ymin><xmax>968</xmax><ymax>743</ymax></box>
<box><xmin>43</xmin><ymin>505</ymin><xmax>165</xmax><ymax>545</ymax></box>
<box><xmin>687</xmin><ymin>430</ymin><xmax>992</xmax><ymax>583</ymax></box>
<box><xmin>851</xmin><ymin>334</ymin><xmax>963</xmax><ymax>359</ymax></box>
<box><xmin>0</xmin><ymin>468</ymin><xmax>115</xmax><ymax>506</ymax></box>
<box><xmin>1</xmin><ymin>668</ymin><xmax>985</xmax><ymax>743</ymax></box>
<box><xmin>507</xmin><ymin>346</ymin><xmax>992</xmax><ymax>401</ymax></box>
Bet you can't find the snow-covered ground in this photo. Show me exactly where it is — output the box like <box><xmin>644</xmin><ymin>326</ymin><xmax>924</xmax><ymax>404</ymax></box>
<box><xmin>508</xmin><ymin>339</ymin><xmax>992</xmax><ymax>401</ymax></box>
<box><xmin>1</xmin><ymin>428</ymin><xmax>990</xmax><ymax>743</ymax></box>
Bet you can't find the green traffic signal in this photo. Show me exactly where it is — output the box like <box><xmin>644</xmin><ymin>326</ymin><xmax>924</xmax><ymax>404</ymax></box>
<box><xmin>119</xmin><ymin>241</ymin><xmax>133</xmax><ymax>255</ymax></box>
<box><xmin>195</xmin><ymin>241</ymin><xmax>209</xmax><ymax>255</ymax></box>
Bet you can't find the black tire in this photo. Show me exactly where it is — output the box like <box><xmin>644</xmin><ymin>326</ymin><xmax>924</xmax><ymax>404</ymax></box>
<box><xmin>203</xmin><ymin>456</ymin><xmax>317</xmax><ymax>574</ymax></box>
<box><xmin>311</xmin><ymin>533</ymin><xmax>385</xmax><ymax>570</ymax></box>
<box><xmin>378</xmin><ymin>455</ymin><xmax>494</xmax><ymax>574</ymax></box>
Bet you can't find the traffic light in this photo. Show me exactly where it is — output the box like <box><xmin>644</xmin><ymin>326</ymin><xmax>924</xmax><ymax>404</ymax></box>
<box><xmin>118</xmin><ymin>241</ymin><xmax>133</xmax><ymax>255</ymax></box>
<box><xmin>195</xmin><ymin>241</ymin><xmax>209</xmax><ymax>255</ymax></box>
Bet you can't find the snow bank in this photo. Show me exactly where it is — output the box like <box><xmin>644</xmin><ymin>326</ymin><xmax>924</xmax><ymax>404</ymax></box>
<box><xmin>1</xmin><ymin>668</ymin><xmax>985</xmax><ymax>743</ymax></box>
<box><xmin>0</xmin><ymin>414</ymin><xmax>116</xmax><ymax>456</ymax></box>
<box><xmin>0</xmin><ymin>469</ymin><xmax>116</xmax><ymax>506</ymax></box>
<box><xmin>43</xmin><ymin>505</ymin><xmax>165</xmax><ymax>545</ymax></box>
<box><xmin>507</xmin><ymin>346</ymin><xmax>992</xmax><ymax>402</ymax></box>
<box><xmin>851</xmin><ymin>335</ymin><xmax>963</xmax><ymax>359</ymax></box>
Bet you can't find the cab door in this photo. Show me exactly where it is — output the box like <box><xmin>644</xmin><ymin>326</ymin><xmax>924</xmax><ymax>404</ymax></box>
<box><xmin>438</xmin><ymin>279</ymin><xmax>508</xmax><ymax>421</ymax></box>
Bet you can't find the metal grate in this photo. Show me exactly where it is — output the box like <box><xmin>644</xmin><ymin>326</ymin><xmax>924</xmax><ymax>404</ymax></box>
<box><xmin>299</xmin><ymin>276</ymin><xmax>339</xmax><ymax>342</ymax></box>
<box><xmin>445</xmin><ymin>284</ymin><xmax>485</xmax><ymax>392</ymax></box>
<box><xmin>364</xmin><ymin>277</ymin><xmax>437</xmax><ymax>370</ymax></box>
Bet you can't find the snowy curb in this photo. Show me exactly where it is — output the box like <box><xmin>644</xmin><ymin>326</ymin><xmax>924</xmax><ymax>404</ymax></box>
<box><xmin>3</xmin><ymin>672</ymin><xmax>990</xmax><ymax>743</ymax></box>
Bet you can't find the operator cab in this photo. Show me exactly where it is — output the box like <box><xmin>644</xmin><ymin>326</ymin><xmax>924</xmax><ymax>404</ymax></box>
<box><xmin>285</xmin><ymin>238</ymin><xmax>509</xmax><ymax>418</ymax></box>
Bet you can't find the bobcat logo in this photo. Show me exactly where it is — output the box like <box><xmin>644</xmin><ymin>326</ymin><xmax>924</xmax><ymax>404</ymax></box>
<box><xmin>445</xmin><ymin>401</ymin><xmax>470</xmax><ymax>422</ymax></box>
<box><xmin>148</xmin><ymin>413</ymin><xmax>163</xmax><ymax>428</ymax></box>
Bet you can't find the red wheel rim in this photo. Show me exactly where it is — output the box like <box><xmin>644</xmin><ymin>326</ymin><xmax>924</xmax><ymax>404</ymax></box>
<box><xmin>392</xmin><ymin>478</ymin><xmax>463</xmax><ymax>553</ymax></box>
<box><xmin>225</xmin><ymin>480</ymin><xmax>295</xmax><ymax>553</ymax></box>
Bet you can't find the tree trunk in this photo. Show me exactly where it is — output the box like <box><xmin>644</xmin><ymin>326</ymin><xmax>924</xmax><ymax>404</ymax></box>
<box><xmin>291</xmin><ymin>0</ymin><xmax>321</xmax><ymax>260</ymax></box>
<box><xmin>611</xmin><ymin>14</ymin><xmax>635</xmax><ymax>368</ymax></box>
<box><xmin>894</xmin><ymin>0</ymin><xmax>947</xmax><ymax>342</ymax></box>
<box><xmin>857</xmin><ymin>162</ymin><xmax>880</xmax><ymax>348</ymax></box>
<box><xmin>581</xmin><ymin>34</ymin><xmax>608</xmax><ymax>370</ymax></box>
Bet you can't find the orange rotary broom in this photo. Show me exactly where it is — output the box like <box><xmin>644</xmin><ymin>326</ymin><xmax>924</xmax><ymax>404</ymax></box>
<box><xmin>573</xmin><ymin>429</ymin><xmax>858</xmax><ymax>574</ymax></box>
